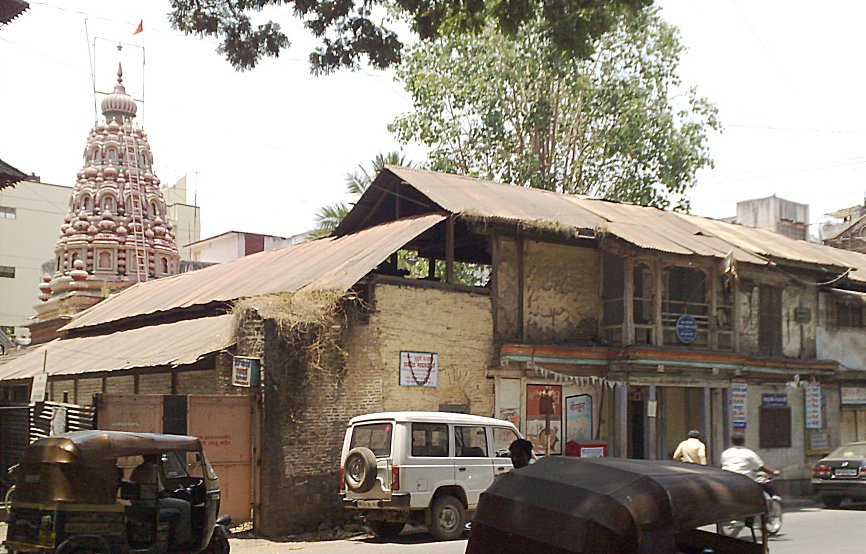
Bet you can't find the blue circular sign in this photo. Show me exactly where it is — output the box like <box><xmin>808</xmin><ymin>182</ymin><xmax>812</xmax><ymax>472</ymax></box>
<box><xmin>675</xmin><ymin>314</ymin><xmax>698</xmax><ymax>344</ymax></box>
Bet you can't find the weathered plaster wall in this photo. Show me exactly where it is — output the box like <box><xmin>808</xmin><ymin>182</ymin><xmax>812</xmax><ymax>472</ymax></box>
<box><xmin>782</xmin><ymin>285</ymin><xmax>817</xmax><ymax>359</ymax></box>
<box><xmin>737</xmin><ymin>272</ymin><xmax>817</xmax><ymax>358</ymax></box>
<box><xmin>742</xmin><ymin>384</ymin><xmax>809</xmax><ymax>487</ymax></box>
<box><xmin>523</xmin><ymin>241</ymin><xmax>599</xmax><ymax>343</ymax></box>
<box><xmin>495</xmin><ymin>237</ymin><xmax>520</xmax><ymax>341</ymax></box>
<box><xmin>259</xmin><ymin>283</ymin><xmax>494</xmax><ymax>537</ymax></box>
<box><xmin>817</xmin><ymin>292</ymin><xmax>866</xmax><ymax>369</ymax></box>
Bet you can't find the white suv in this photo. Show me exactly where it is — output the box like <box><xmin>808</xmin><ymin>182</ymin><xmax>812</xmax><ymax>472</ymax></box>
<box><xmin>340</xmin><ymin>411</ymin><xmax>524</xmax><ymax>540</ymax></box>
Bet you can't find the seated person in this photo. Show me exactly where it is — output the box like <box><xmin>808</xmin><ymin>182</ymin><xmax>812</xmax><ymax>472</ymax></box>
<box><xmin>130</xmin><ymin>454</ymin><xmax>192</xmax><ymax>546</ymax></box>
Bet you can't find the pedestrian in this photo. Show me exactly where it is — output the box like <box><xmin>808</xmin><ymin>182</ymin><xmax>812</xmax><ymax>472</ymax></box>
<box><xmin>508</xmin><ymin>438</ymin><xmax>533</xmax><ymax>469</ymax></box>
<box><xmin>672</xmin><ymin>429</ymin><xmax>707</xmax><ymax>465</ymax></box>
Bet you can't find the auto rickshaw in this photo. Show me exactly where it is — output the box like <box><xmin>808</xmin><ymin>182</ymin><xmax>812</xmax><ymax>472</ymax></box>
<box><xmin>4</xmin><ymin>430</ymin><xmax>231</xmax><ymax>554</ymax></box>
<box><xmin>466</xmin><ymin>456</ymin><xmax>770</xmax><ymax>554</ymax></box>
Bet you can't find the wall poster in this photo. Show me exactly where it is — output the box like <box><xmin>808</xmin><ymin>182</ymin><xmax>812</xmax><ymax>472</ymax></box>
<box><xmin>526</xmin><ymin>384</ymin><xmax>562</xmax><ymax>455</ymax></box>
<box><xmin>399</xmin><ymin>351</ymin><xmax>438</xmax><ymax>387</ymax></box>
<box><xmin>565</xmin><ymin>394</ymin><xmax>593</xmax><ymax>444</ymax></box>
<box><xmin>730</xmin><ymin>379</ymin><xmax>748</xmax><ymax>430</ymax></box>
<box><xmin>805</xmin><ymin>384</ymin><xmax>823</xmax><ymax>430</ymax></box>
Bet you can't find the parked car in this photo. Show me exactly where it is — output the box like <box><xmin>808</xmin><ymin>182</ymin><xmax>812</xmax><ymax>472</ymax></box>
<box><xmin>811</xmin><ymin>440</ymin><xmax>866</xmax><ymax>508</ymax></box>
<box><xmin>339</xmin><ymin>411</ymin><xmax>524</xmax><ymax>540</ymax></box>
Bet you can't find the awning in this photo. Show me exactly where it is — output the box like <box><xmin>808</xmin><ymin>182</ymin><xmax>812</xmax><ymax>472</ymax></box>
<box><xmin>0</xmin><ymin>315</ymin><xmax>235</xmax><ymax>381</ymax></box>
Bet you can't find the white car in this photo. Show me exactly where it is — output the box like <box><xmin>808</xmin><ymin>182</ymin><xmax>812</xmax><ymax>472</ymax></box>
<box><xmin>340</xmin><ymin>411</ymin><xmax>524</xmax><ymax>540</ymax></box>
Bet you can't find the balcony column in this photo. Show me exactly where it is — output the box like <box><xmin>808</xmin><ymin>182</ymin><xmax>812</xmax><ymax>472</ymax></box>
<box><xmin>623</xmin><ymin>257</ymin><xmax>635</xmax><ymax>345</ymax></box>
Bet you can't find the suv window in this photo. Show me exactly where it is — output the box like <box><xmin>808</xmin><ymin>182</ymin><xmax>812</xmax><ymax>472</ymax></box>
<box><xmin>411</xmin><ymin>423</ymin><xmax>449</xmax><ymax>457</ymax></box>
<box><xmin>455</xmin><ymin>426</ymin><xmax>488</xmax><ymax>457</ymax></box>
<box><xmin>351</xmin><ymin>423</ymin><xmax>393</xmax><ymax>458</ymax></box>
<box><xmin>492</xmin><ymin>427</ymin><xmax>520</xmax><ymax>458</ymax></box>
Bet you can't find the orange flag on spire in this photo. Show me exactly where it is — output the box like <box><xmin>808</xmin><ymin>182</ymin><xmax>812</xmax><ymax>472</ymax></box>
<box><xmin>133</xmin><ymin>20</ymin><xmax>143</xmax><ymax>35</ymax></box>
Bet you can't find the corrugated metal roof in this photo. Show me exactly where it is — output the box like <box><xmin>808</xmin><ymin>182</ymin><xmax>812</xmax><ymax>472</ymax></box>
<box><xmin>0</xmin><ymin>315</ymin><xmax>234</xmax><ymax>381</ymax></box>
<box><xmin>385</xmin><ymin>167</ymin><xmax>866</xmax><ymax>278</ymax></box>
<box><xmin>64</xmin><ymin>214</ymin><xmax>444</xmax><ymax>330</ymax></box>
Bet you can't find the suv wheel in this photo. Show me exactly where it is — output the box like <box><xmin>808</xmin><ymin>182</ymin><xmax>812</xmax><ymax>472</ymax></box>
<box><xmin>428</xmin><ymin>495</ymin><xmax>465</xmax><ymax>541</ymax></box>
<box><xmin>344</xmin><ymin>447</ymin><xmax>378</xmax><ymax>493</ymax></box>
<box><xmin>368</xmin><ymin>521</ymin><xmax>405</xmax><ymax>539</ymax></box>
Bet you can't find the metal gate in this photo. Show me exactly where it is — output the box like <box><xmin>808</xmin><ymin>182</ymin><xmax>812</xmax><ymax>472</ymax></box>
<box><xmin>95</xmin><ymin>394</ymin><xmax>254</xmax><ymax>523</ymax></box>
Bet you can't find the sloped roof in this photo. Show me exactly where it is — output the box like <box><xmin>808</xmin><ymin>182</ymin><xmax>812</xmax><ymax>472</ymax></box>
<box><xmin>0</xmin><ymin>0</ymin><xmax>28</xmax><ymax>26</ymax></box>
<box><xmin>63</xmin><ymin>214</ymin><xmax>444</xmax><ymax>330</ymax></box>
<box><xmin>340</xmin><ymin>166</ymin><xmax>866</xmax><ymax>281</ymax></box>
<box><xmin>0</xmin><ymin>157</ymin><xmax>27</xmax><ymax>189</ymax></box>
<box><xmin>0</xmin><ymin>315</ymin><xmax>234</xmax><ymax>381</ymax></box>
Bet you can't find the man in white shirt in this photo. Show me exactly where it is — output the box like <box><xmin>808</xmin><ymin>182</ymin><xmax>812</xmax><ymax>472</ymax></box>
<box><xmin>720</xmin><ymin>435</ymin><xmax>780</xmax><ymax>495</ymax></box>
<box><xmin>673</xmin><ymin>430</ymin><xmax>707</xmax><ymax>465</ymax></box>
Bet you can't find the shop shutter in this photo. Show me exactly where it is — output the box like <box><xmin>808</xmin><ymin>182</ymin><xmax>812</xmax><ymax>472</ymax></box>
<box><xmin>759</xmin><ymin>406</ymin><xmax>791</xmax><ymax>448</ymax></box>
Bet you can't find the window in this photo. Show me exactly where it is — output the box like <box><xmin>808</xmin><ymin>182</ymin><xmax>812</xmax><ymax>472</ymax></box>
<box><xmin>411</xmin><ymin>423</ymin><xmax>449</xmax><ymax>457</ymax></box>
<box><xmin>837</xmin><ymin>302</ymin><xmax>865</xmax><ymax>328</ymax></box>
<box><xmin>97</xmin><ymin>251</ymin><xmax>113</xmax><ymax>270</ymax></box>
<box><xmin>350</xmin><ymin>423</ymin><xmax>393</xmax><ymax>458</ymax></box>
<box><xmin>759</xmin><ymin>286</ymin><xmax>783</xmax><ymax>356</ymax></box>
<box><xmin>602</xmin><ymin>253</ymin><xmax>625</xmax><ymax>344</ymax></box>
<box><xmin>492</xmin><ymin>427</ymin><xmax>520</xmax><ymax>458</ymax></box>
<box><xmin>0</xmin><ymin>266</ymin><xmax>14</xmax><ymax>279</ymax></box>
<box><xmin>760</xmin><ymin>406</ymin><xmax>791</xmax><ymax>449</ymax></box>
<box><xmin>455</xmin><ymin>426</ymin><xmax>488</xmax><ymax>457</ymax></box>
<box><xmin>0</xmin><ymin>206</ymin><xmax>15</xmax><ymax>219</ymax></box>
<box><xmin>161</xmin><ymin>257</ymin><xmax>169</xmax><ymax>274</ymax></box>
<box><xmin>663</xmin><ymin>266</ymin><xmax>709</xmax><ymax>346</ymax></box>
<box><xmin>102</xmin><ymin>195</ymin><xmax>115</xmax><ymax>212</ymax></box>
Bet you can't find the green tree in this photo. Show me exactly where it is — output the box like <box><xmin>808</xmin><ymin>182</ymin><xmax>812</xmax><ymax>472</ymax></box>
<box><xmin>312</xmin><ymin>151</ymin><xmax>410</xmax><ymax>237</ymax></box>
<box><xmin>390</xmin><ymin>7</ymin><xmax>719</xmax><ymax>210</ymax></box>
<box><xmin>168</xmin><ymin>0</ymin><xmax>650</xmax><ymax>73</ymax></box>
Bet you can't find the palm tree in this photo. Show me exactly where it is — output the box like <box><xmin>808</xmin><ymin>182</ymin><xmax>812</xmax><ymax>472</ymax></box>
<box><xmin>312</xmin><ymin>151</ymin><xmax>411</xmax><ymax>237</ymax></box>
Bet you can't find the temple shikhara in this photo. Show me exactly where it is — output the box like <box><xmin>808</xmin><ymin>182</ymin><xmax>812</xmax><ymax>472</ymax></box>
<box><xmin>31</xmin><ymin>63</ymin><xmax>180</xmax><ymax>342</ymax></box>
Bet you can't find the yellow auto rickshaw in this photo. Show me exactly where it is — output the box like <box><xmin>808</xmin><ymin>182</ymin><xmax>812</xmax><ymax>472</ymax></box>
<box><xmin>4</xmin><ymin>430</ymin><xmax>231</xmax><ymax>554</ymax></box>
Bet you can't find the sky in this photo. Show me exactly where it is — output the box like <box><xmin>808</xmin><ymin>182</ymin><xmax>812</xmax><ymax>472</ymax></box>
<box><xmin>2</xmin><ymin>1</ymin><xmax>866</xmax><ymax>241</ymax></box>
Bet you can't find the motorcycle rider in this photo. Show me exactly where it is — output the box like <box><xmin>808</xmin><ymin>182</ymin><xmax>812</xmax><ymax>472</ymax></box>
<box><xmin>720</xmin><ymin>434</ymin><xmax>780</xmax><ymax>496</ymax></box>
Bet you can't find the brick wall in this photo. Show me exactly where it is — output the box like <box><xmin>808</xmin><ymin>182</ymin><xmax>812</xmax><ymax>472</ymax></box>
<box><xmin>258</xmin><ymin>282</ymin><xmax>494</xmax><ymax>537</ymax></box>
<box><xmin>138</xmin><ymin>373</ymin><xmax>171</xmax><ymax>395</ymax></box>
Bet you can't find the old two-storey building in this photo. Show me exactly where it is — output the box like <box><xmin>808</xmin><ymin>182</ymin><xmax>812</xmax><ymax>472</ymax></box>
<box><xmin>4</xmin><ymin>166</ymin><xmax>866</xmax><ymax>533</ymax></box>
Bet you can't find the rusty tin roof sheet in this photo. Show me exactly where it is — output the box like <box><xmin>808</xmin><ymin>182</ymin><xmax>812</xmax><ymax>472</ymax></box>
<box><xmin>64</xmin><ymin>214</ymin><xmax>444</xmax><ymax>330</ymax></box>
<box><xmin>385</xmin><ymin>167</ymin><xmax>866</xmax><ymax>278</ymax></box>
<box><xmin>0</xmin><ymin>314</ymin><xmax>234</xmax><ymax>380</ymax></box>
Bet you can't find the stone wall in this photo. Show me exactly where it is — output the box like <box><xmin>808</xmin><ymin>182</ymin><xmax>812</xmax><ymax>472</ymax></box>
<box><xmin>257</xmin><ymin>282</ymin><xmax>494</xmax><ymax>537</ymax></box>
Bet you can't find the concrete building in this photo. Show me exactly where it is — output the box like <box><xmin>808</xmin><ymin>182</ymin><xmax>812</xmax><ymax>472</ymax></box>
<box><xmin>723</xmin><ymin>194</ymin><xmax>810</xmax><ymax>241</ymax></box>
<box><xmin>163</xmin><ymin>175</ymin><xmax>200</xmax><ymax>260</ymax></box>
<box><xmin>187</xmin><ymin>230</ymin><xmax>306</xmax><ymax>264</ymax></box>
<box><xmin>0</xmin><ymin>177</ymin><xmax>72</xmax><ymax>338</ymax></box>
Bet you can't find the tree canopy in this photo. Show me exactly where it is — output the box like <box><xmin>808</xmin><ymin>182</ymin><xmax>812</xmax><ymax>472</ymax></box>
<box><xmin>168</xmin><ymin>0</ymin><xmax>650</xmax><ymax>73</ymax></box>
<box><xmin>389</xmin><ymin>7</ymin><xmax>720</xmax><ymax>210</ymax></box>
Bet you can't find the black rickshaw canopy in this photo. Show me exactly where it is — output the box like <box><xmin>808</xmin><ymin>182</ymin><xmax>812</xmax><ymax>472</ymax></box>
<box><xmin>466</xmin><ymin>456</ymin><xmax>768</xmax><ymax>554</ymax></box>
<box><xmin>20</xmin><ymin>430</ymin><xmax>203</xmax><ymax>465</ymax></box>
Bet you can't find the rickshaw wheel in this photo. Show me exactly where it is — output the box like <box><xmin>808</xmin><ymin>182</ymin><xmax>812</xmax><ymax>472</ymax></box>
<box><xmin>5</xmin><ymin>484</ymin><xmax>14</xmax><ymax>515</ymax></box>
<box><xmin>211</xmin><ymin>532</ymin><xmax>230</xmax><ymax>554</ymax></box>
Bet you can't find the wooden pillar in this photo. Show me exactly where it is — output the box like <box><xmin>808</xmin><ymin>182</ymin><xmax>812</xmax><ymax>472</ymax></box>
<box><xmin>647</xmin><ymin>385</ymin><xmax>658</xmax><ymax>460</ymax></box>
<box><xmin>517</xmin><ymin>237</ymin><xmax>525</xmax><ymax>342</ymax></box>
<box><xmin>615</xmin><ymin>384</ymin><xmax>628</xmax><ymax>458</ymax></box>
<box><xmin>711</xmin><ymin>387</ymin><xmax>725</xmax><ymax>465</ymax></box>
<box><xmin>445</xmin><ymin>216</ymin><xmax>454</xmax><ymax>284</ymax></box>
<box><xmin>702</xmin><ymin>386</ymin><xmax>712</xmax><ymax>459</ymax></box>
<box><xmin>709</xmin><ymin>270</ymin><xmax>718</xmax><ymax>350</ymax></box>
<box><xmin>623</xmin><ymin>257</ymin><xmax>635</xmax><ymax>345</ymax></box>
<box><xmin>654</xmin><ymin>259</ymin><xmax>664</xmax><ymax>346</ymax></box>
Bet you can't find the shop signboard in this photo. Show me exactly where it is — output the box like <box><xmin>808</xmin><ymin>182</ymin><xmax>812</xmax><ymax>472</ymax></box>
<box><xmin>675</xmin><ymin>314</ymin><xmax>698</xmax><ymax>344</ymax></box>
<box><xmin>841</xmin><ymin>386</ymin><xmax>866</xmax><ymax>405</ymax></box>
<box><xmin>231</xmin><ymin>356</ymin><xmax>261</xmax><ymax>387</ymax></box>
<box><xmin>805</xmin><ymin>384</ymin><xmax>823</xmax><ymax>430</ymax></box>
<box><xmin>730</xmin><ymin>379</ymin><xmax>748</xmax><ymax>429</ymax></box>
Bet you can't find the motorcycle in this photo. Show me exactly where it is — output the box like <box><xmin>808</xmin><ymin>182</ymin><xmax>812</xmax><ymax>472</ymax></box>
<box><xmin>718</xmin><ymin>472</ymin><xmax>782</xmax><ymax>539</ymax></box>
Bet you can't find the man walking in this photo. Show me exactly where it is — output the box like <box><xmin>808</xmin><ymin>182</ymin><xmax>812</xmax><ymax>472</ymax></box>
<box><xmin>673</xmin><ymin>430</ymin><xmax>707</xmax><ymax>465</ymax></box>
